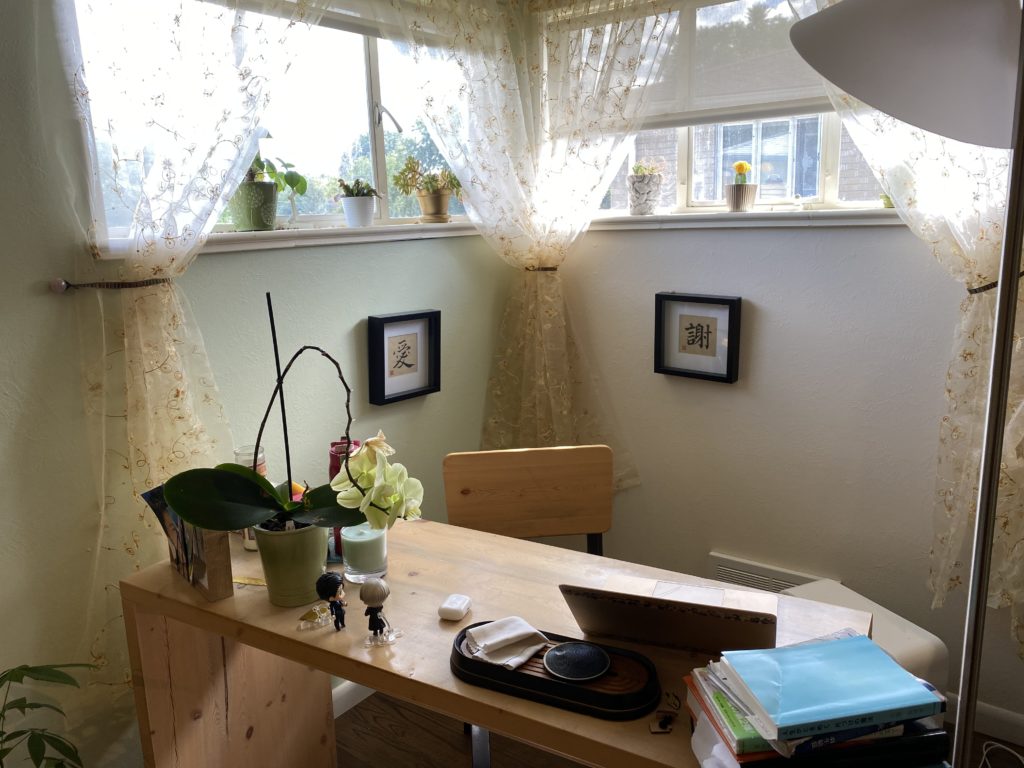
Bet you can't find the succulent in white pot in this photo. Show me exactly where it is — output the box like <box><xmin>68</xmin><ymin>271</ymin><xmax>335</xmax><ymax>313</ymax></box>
<box><xmin>337</xmin><ymin>177</ymin><xmax>379</xmax><ymax>227</ymax></box>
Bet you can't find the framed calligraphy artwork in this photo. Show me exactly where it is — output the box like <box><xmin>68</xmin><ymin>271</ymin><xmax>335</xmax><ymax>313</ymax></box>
<box><xmin>367</xmin><ymin>310</ymin><xmax>441</xmax><ymax>405</ymax></box>
<box><xmin>654</xmin><ymin>293</ymin><xmax>741</xmax><ymax>383</ymax></box>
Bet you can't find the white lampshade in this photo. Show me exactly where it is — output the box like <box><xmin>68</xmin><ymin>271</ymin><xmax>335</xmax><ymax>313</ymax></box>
<box><xmin>789</xmin><ymin>0</ymin><xmax>1020</xmax><ymax>149</ymax></box>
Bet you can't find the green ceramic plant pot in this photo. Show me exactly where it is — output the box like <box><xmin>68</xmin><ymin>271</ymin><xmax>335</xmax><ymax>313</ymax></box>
<box><xmin>229</xmin><ymin>181</ymin><xmax>279</xmax><ymax>231</ymax></box>
<box><xmin>253</xmin><ymin>524</ymin><xmax>327</xmax><ymax>607</ymax></box>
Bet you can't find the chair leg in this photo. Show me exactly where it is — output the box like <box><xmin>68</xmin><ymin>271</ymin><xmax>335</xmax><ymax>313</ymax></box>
<box><xmin>587</xmin><ymin>533</ymin><xmax>603</xmax><ymax>556</ymax></box>
<box><xmin>465</xmin><ymin>723</ymin><xmax>491</xmax><ymax>768</ymax></box>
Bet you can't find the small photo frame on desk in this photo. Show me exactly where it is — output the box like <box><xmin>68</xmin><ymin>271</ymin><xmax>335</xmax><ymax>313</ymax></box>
<box><xmin>368</xmin><ymin>310</ymin><xmax>441</xmax><ymax>405</ymax></box>
<box><xmin>654</xmin><ymin>293</ymin><xmax>741</xmax><ymax>383</ymax></box>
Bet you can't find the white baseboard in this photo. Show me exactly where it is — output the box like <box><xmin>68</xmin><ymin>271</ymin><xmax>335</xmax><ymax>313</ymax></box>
<box><xmin>944</xmin><ymin>692</ymin><xmax>1024</xmax><ymax>745</ymax></box>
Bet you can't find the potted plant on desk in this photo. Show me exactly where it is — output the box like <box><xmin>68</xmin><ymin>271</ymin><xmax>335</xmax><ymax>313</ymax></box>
<box><xmin>163</xmin><ymin>338</ymin><xmax>422</xmax><ymax>607</ymax></box>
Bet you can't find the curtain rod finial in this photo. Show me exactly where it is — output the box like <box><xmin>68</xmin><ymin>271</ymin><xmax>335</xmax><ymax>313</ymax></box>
<box><xmin>49</xmin><ymin>278</ymin><xmax>70</xmax><ymax>294</ymax></box>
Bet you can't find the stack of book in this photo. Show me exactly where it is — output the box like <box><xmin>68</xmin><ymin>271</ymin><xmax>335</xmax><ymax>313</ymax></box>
<box><xmin>685</xmin><ymin>633</ymin><xmax>949</xmax><ymax>767</ymax></box>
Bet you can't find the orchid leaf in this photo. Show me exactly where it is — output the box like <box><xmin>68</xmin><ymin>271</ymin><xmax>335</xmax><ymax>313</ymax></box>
<box><xmin>163</xmin><ymin>468</ymin><xmax>284</xmax><ymax>531</ymax></box>
<box><xmin>290</xmin><ymin>483</ymin><xmax>366</xmax><ymax>527</ymax></box>
<box><xmin>215</xmin><ymin>463</ymin><xmax>282</xmax><ymax>501</ymax></box>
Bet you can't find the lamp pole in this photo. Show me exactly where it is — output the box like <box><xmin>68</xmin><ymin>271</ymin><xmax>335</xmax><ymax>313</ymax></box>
<box><xmin>952</xmin><ymin>16</ymin><xmax>1024</xmax><ymax>767</ymax></box>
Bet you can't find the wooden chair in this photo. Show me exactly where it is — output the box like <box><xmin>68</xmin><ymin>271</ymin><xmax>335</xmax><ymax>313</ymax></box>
<box><xmin>442</xmin><ymin>444</ymin><xmax>613</xmax><ymax>555</ymax></box>
<box><xmin>442</xmin><ymin>445</ymin><xmax>614</xmax><ymax>767</ymax></box>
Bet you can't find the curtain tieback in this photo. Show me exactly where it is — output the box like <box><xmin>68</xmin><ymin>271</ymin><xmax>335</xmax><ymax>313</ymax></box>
<box><xmin>49</xmin><ymin>277</ymin><xmax>173</xmax><ymax>293</ymax></box>
<box><xmin>525</xmin><ymin>266</ymin><xmax>558</xmax><ymax>272</ymax></box>
<box><xmin>967</xmin><ymin>271</ymin><xmax>1024</xmax><ymax>295</ymax></box>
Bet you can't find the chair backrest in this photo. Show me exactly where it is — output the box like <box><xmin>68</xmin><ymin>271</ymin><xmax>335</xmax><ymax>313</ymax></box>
<box><xmin>442</xmin><ymin>445</ymin><xmax>613</xmax><ymax>550</ymax></box>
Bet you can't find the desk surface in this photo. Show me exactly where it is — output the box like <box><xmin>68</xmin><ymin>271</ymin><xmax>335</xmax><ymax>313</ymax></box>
<box><xmin>121</xmin><ymin>520</ymin><xmax>871</xmax><ymax>768</ymax></box>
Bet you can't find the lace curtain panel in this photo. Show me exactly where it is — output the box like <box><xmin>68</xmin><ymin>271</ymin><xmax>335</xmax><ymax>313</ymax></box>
<box><xmin>791</xmin><ymin>0</ymin><xmax>1024</xmax><ymax>657</ymax></box>
<box><xmin>53</xmin><ymin>0</ymin><xmax>326</xmax><ymax>757</ymax></box>
<box><xmin>365</xmin><ymin>0</ymin><xmax>684</xmax><ymax>488</ymax></box>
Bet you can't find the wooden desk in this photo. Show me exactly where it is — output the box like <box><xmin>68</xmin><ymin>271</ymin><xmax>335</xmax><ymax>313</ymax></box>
<box><xmin>120</xmin><ymin>520</ymin><xmax>870</xmax><ymax>768</ymax></box>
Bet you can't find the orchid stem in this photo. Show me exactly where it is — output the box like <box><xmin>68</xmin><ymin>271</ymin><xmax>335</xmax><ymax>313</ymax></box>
<box><xmin>265</xmin><ymin>293</ymin><xmax>293</xmax><ymax>495</ymax></box>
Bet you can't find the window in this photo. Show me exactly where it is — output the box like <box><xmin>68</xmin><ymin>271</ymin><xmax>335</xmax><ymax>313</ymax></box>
<box><xmin>206</xmin><ymin>22</ymin><xmax>464</xmax><ymax>230</ymax></box>
<box><xmin>602</xmin><ymin>114</ymin><xmax>883</xmax><ymax>213</ymax></box>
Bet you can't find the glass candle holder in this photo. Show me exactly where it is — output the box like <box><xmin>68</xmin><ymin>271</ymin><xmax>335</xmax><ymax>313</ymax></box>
<box><xmin>234</xmin><ymin>445</ymin><xmax>266</xmax><ymax>551</ymax></box>
<box><xmin>342</xmin><ymin>522</ymin><xmax>387</xmax><ymax>583</ymax></box>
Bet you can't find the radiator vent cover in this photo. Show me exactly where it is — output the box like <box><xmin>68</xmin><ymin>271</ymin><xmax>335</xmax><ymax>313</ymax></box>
<box><xmin>708</xmin><ymin>551</ymin><xmax>832</xmax><ymax>593</ymax></box>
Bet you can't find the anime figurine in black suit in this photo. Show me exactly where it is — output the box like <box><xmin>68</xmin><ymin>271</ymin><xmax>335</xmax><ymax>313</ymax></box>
<box><xmin>315</xmin><ymin>571</ymin><xmax>346</xmax><ymax>631</ymax></box>
<box><xmin>359</xmin><ymin>578</ymin><xmax>400</xmax><ymax>646</ymax></box>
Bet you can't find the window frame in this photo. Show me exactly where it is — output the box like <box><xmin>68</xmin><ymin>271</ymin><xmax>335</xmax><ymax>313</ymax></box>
<box><xmin>639</xmin><ymin>111</ymin><xmax>881</xmax><ymax>214</ymax></box>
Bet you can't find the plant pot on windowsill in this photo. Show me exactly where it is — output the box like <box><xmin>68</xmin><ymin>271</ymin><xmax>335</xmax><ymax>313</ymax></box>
<box><xmin>337</xmin><ymin>178</ymin><xmax>379</xmax><ymax>227</ymax></box>
<box><xmin>725</xmin><ymin>183</ymin><xmax>758</xmax><ymax>212</ymax></box>
<box><xmin>341</xmin><ymin>196</ymin><xmax>377</xmax><ymax>227</ymax></box>
<box><xmin>229</xmin><ymin>181</ymin><xmax>279</xmax><ymax>231</ymax></box>
<box><xmin>392</xmin><ymin>156</ymin><xmax>463</xmax><ymax>224</ymax></box>
<box><xmin>627</xmin><ymin>173</ymin><xmax>663</xmax><ymax>215</ymax></box>
<box><xmin>417</xmin><ymin>191</ymin><xmax>452</xmax><ymax>223</ymax></box>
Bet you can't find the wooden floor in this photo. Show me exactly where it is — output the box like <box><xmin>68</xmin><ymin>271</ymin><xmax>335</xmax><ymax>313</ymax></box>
<box><xmin>338</xmin><ymin>694</ymin><xmax>1024</xmax><ymax>768</ymax></box>
<box><xmin>335</xmin><ymin>692</ymin><xmax>582</xmax><ymax>768</ymax></box>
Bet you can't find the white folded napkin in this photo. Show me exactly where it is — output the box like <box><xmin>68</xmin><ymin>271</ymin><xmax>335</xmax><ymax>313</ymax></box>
<box><xmin>465</xmin><ymin>616</ymin><xmax>548</xmax><ymax>669</ymax></box>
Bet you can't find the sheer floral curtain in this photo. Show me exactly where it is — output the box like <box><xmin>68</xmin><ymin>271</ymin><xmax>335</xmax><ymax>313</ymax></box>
<box><xmin>53</xmin><ymin>0</ymin><xmax>326</xmax><ymax>756</ymax></box>
<box><xmin>792</xmin><ymin>0</ymin><xmax>1024</xmax><ymax>656</ymax></box>
<box><xmin>365</xmin><ymin>0</ymin><xmax>683</xmax><ymax>488</ymax></box>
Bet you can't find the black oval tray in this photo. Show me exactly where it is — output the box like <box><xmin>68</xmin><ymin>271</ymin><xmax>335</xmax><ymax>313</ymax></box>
<box><xmin>450</xmin><ymin>621</ymin><xmax>661</xmax><ymax>720</ymax></box>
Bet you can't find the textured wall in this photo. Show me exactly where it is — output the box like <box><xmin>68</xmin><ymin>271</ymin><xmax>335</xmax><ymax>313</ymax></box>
<box><xmin>567</xmin><ymin>224</ymin><xmax>1023</xmax><ymax>726</ymax></box>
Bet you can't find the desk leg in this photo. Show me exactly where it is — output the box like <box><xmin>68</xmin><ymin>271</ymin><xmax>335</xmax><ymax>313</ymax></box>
<box><xmin>123</xmin><ymin>598</ymin><xmax>336</xmax><ymax>768</ymax></box>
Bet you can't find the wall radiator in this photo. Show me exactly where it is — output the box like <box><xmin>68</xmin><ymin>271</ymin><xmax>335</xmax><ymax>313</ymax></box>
<box><xmin>707</xmin><ymin>551</ymin><xmax>832</xmax><ymax>593</ymax></box>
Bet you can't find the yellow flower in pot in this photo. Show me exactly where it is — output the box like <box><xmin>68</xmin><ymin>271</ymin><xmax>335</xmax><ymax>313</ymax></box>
<box><xmin>726</xmin><ymin>160</ymin><xmax>757</xmax><ymax>212</ymax></box>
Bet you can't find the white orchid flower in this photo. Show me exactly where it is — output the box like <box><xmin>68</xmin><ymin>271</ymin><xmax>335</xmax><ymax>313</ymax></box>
<box><xmin>329</xmin><ymin>431</ymin><xmax>423</xmax><ymax>529</ymax></box>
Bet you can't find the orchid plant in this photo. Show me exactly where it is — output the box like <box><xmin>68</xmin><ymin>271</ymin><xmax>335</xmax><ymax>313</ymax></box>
<box><xmin>733</xmin><ymin>160</ymin><xmax>753</xmax><ymax>185</ymax></box>
<box><xmin>162</xmin><ymin>345</ymin><xmax>422</xmax><ymax>534</ymax></box>
<box><xmin>330</xmin><ymin>431</ymin><xmax>423</xmax><ymax>529</ymax></box>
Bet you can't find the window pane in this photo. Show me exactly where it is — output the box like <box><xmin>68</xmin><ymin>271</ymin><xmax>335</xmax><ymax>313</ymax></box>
<box><xmin>691</xmin><ymin>116</ymin><xmax>822</xmax><ymax>204</ymax></box>
<box><xmin>377</xmin><ymin>41</ymin><xmax>465</xmax><ymax>219</ymax></box>
<box><xmin>259</xmin><ymin>24</ymin><xmax>372</xmax><ymax>218</ymax></box>
<box><xmin>837</xmin><ymin>123</ymin><xmax>883</xmax><ymax>203</ymax></box>
<box><xmin>601</xmin><ymin>128</ymin><xmax>680</xmax><ymax>211</ymax></box>
<box><xmin>794</xmin><ymin>116</ymin><xmax>821</xmax><ymax>199</ymax></box>
<box><xmin>758</xmin><ymin>120</ymin><xmax>790</xmax><ymax>200</ymax></box>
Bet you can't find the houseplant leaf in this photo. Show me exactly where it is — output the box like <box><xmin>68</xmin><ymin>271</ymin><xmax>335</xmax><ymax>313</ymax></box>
<box><xmin>0</xmin><ymin>665</ymin><xmax>91</xmax><ymax>688</ymax></box>
<box><xmin>290</xmin><ymin>483</ymin><xmax>366</xmax><ymax>527</ymax></box>
<box><xmin>163</xmin><ymin>468</ymin><xmax>284</xmax><ymax>530</ymax></box>
<box><xmin>40</xmin><ymin>733</ymin><xmax>83</xmax><ymax>766</ymax></box>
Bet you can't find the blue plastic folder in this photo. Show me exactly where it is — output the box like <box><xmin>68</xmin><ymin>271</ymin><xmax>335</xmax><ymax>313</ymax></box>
<box><xmin>719</xmin><ymin>634</ymin><xmax>945</xmax><ymax>741</ymax></box>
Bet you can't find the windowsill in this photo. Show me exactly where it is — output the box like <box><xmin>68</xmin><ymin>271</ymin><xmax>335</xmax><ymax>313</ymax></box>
<box><xmin>202</xmin><ymin>220</ymin><xmax>479</xmax><ymax>254</ymax></box>
<box><xmin>200</xmin><ymin>207</ymin><xmax>902</xmax><ymax>255</ymax></box>
<box><xmin>590</xmin><ymin>207</ymin><xmax>902</xmax><ymax>230</ymax></box>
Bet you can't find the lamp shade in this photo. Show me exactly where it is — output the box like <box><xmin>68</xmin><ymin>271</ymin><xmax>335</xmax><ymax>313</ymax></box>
<box><xmin>789</xmin><ymin>0</ymin><xmax>1020</xmax><ymax>149</ymax></box>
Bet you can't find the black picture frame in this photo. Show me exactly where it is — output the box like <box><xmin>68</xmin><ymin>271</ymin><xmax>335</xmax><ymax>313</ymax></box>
<box><xmin>367</xmin><ymin>310</ymin><xmax>441</xmax><ymax>405</ymax></box>
<box><xmin>654</xmin><ymin>293</ymin><xmax>741</xmax><ymax>383</ymax></box>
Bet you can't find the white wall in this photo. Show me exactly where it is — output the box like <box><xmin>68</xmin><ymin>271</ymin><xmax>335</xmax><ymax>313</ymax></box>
<box><xmin>179</xmin><ymin>237</ymin><xmax>510</xmax><ymax>516</ymax></box>
<box><xmin>567</xmin><ymin>223</ymin><xmax>1024</xmax><ymax>726</ymax></box>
